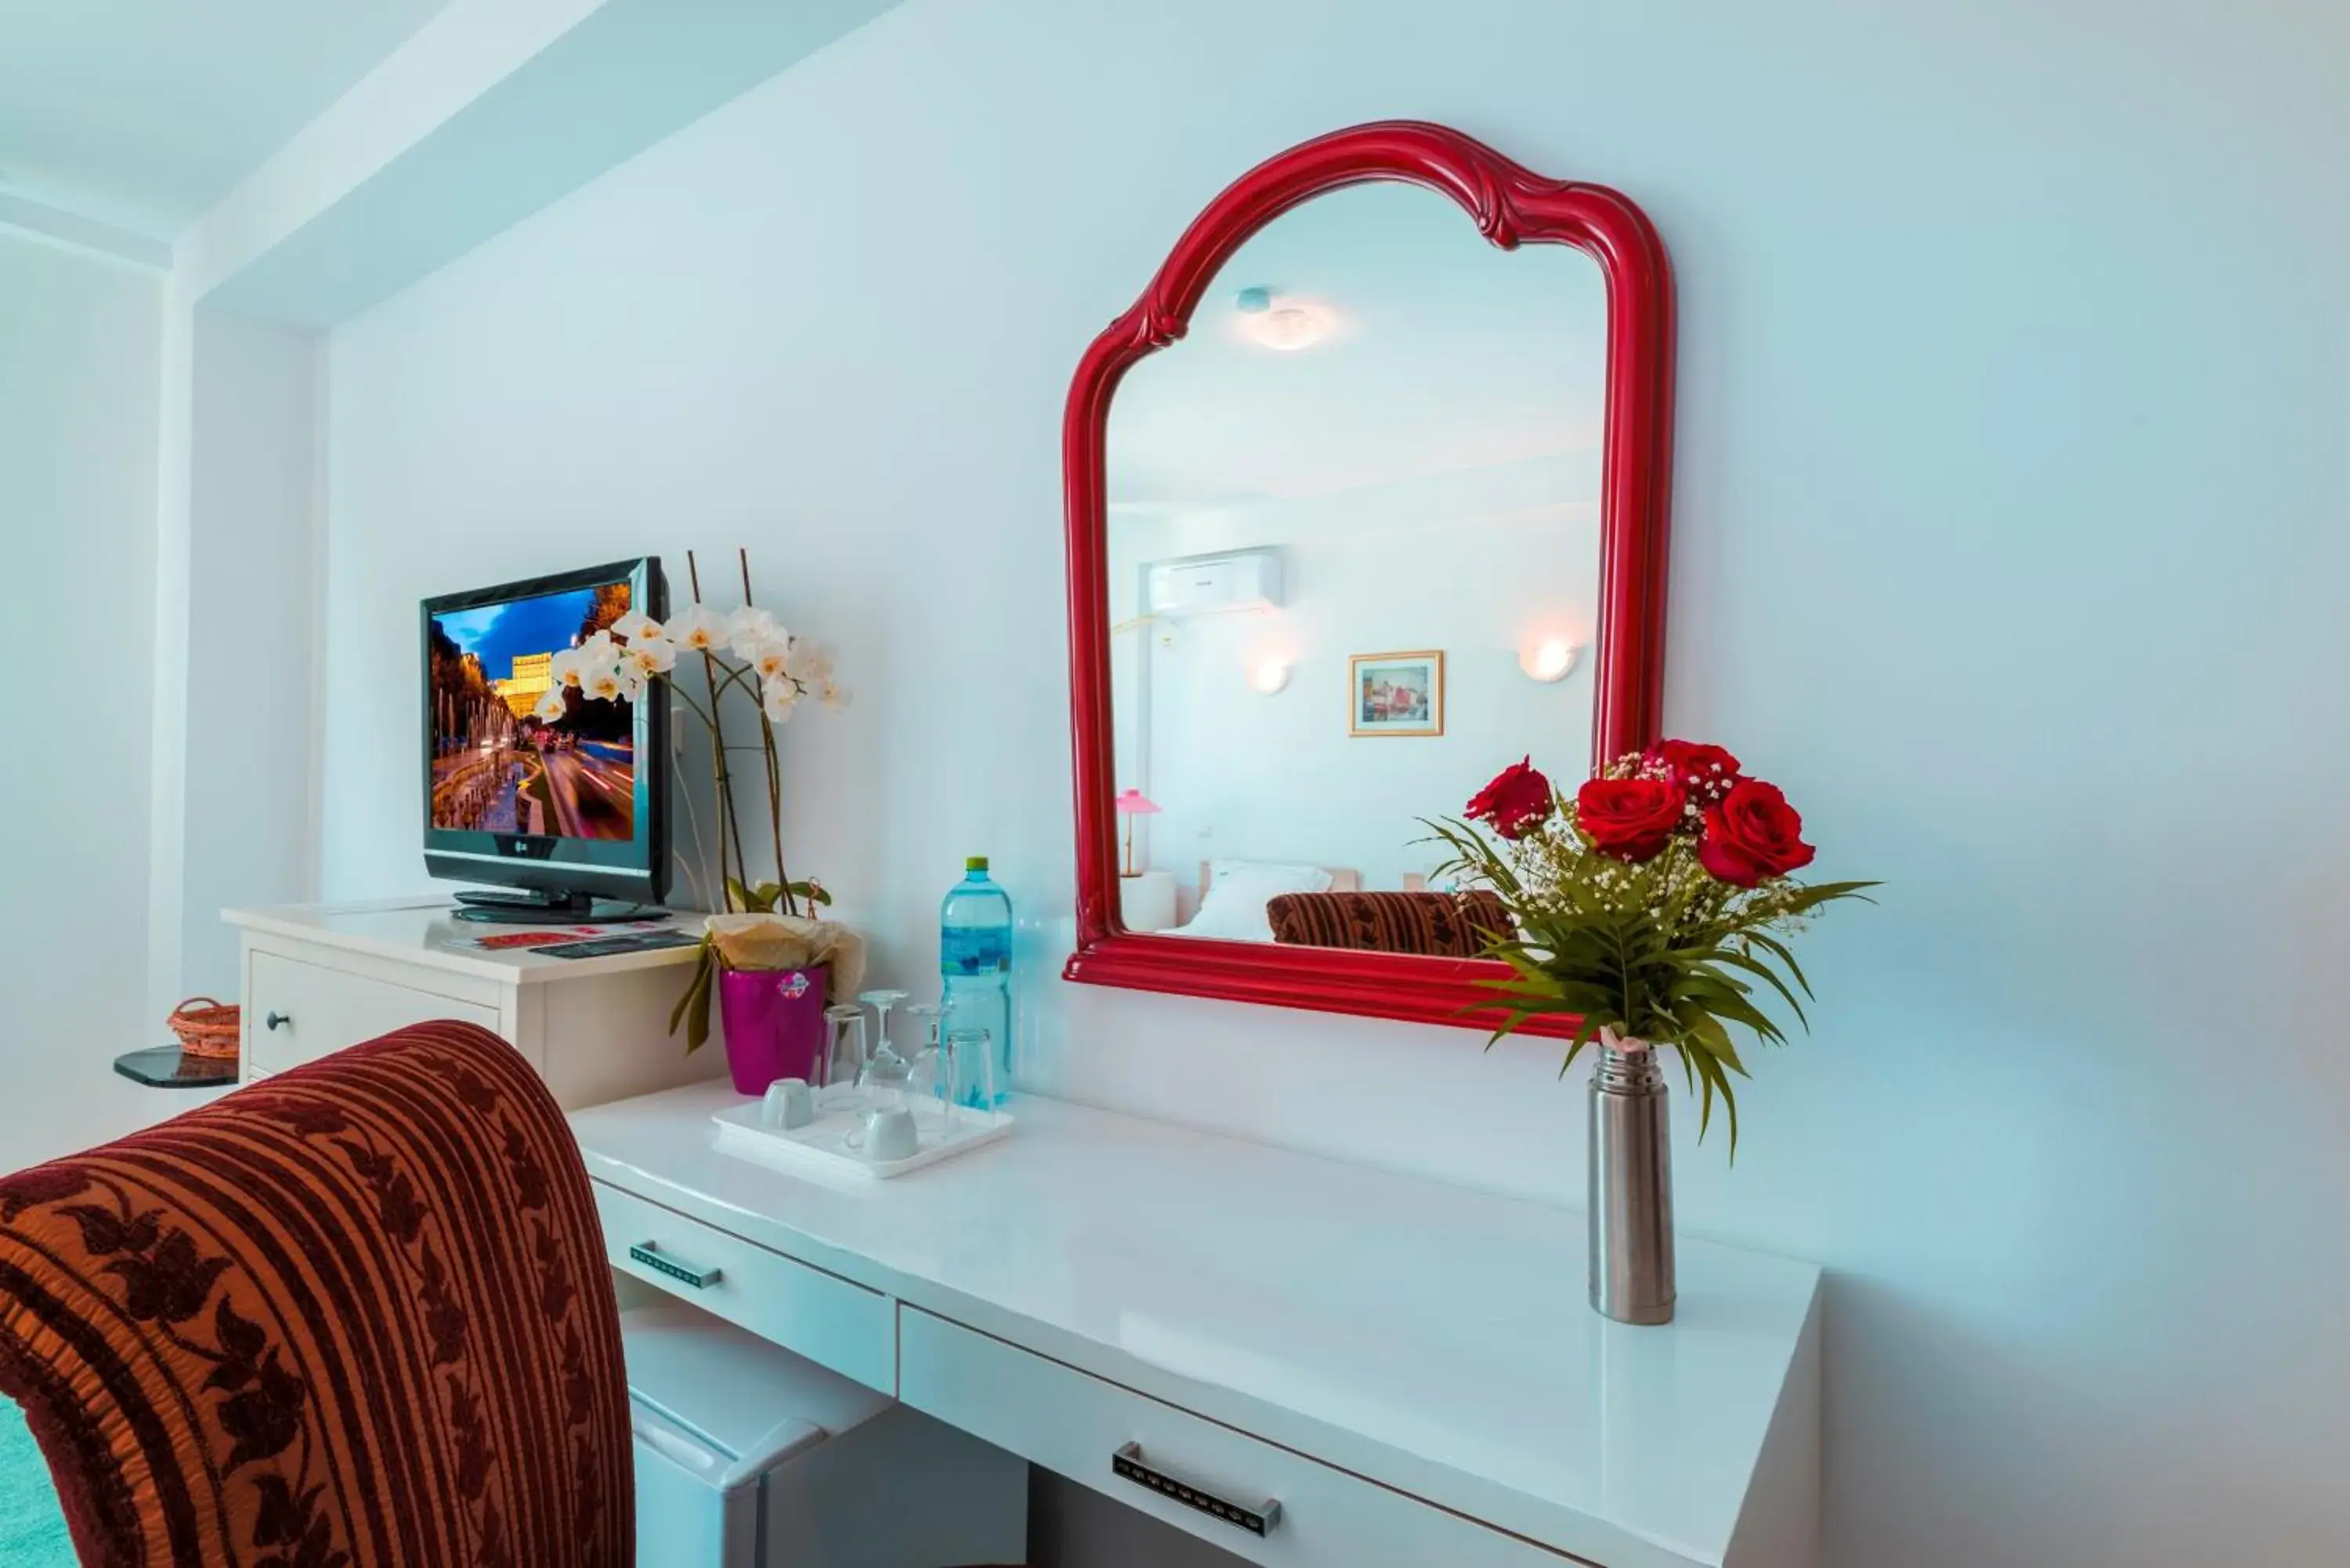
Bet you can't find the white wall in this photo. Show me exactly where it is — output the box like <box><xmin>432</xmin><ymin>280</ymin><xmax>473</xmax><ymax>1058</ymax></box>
<box><xmin>315</xmin><ymin>2</ymin><xmax>2350</xmax><ymax>1565</ymax></box>
<box><xmin>179</xmin><ymin>310</ymin><xmax>324</xmax><ymax>996</ymax></box>
<box><xmin>0</xmin><ymin>232</ymin><xmax>168</xmax><ymax>1168</ymax></box>
<box><xmin>1118</xmin><ymin>466</ymin><xmax>1599</xmax><ymax>901</ymax></box>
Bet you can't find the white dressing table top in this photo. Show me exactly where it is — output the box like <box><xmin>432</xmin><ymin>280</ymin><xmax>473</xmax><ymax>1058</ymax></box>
<box><xmin>571</xmin><ymin>1083</ymin><xmax>1819</xmax><ymax>1568</ymax></box>
<box><xmin>226</xmin><ymin>898</ymin><xmax>707</xmax><ymax>984</ymax></box>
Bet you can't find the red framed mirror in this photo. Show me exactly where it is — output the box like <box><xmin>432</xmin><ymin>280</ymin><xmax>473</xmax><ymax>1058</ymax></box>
<box><xmin>1062</xmin><ymin>121</ymin><xmax>1675</xmax><ymax>1035</ymax></box>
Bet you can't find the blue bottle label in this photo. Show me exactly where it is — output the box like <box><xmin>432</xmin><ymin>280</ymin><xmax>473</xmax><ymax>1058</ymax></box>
<box><xmin>942</xmin><ymin>926</ymin><xmax>1010</xmax><ymax>975</ymax></box>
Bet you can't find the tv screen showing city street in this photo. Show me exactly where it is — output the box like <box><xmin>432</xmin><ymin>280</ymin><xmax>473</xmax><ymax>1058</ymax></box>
<box><xmin>428</xmin><ymin>579</ymin><xmax>636</xmax><ymax>840</ymax></box>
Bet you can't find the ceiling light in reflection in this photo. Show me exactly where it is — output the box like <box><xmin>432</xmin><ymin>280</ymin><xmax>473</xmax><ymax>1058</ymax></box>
<box><xmin>1235</xmin><ymin>287</ymin><xmax>1335</xmax><ymax>352</ymax></box>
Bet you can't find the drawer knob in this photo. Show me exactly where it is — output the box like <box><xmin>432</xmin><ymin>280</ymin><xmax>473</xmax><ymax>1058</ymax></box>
<box><xmin>1112</xmin><ymin>1443</ymin><xmax>1280</xmax><ymax>1537</ymax></box>
<box><xmin>628</xmin><ymin>1241</ymin><xmax>721</xmax><ymax>1290</ymax></box>
<box><xmin>265</xmin><ymin>1013</ymin><xmax>291</xmax><ymax>1031</ymax></box>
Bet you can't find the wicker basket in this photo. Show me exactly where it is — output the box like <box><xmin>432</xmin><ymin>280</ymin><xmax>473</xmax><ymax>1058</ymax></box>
<box><xmin>167</xmin><ymin>997</ymin><xmax>242</xmax><ymax>1061</ymax></box>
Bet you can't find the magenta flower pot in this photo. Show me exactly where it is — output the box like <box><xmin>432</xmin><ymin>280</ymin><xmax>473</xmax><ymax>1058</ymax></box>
<box><xmin>716</xmin><ymin>964</ymin><xmax>829</xmax><ymax>1096</ymax></box>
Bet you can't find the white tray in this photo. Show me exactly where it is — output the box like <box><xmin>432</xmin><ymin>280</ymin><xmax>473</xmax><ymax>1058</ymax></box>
<box><xmin>711</xmin><ymin>1095</ymin><xmax>1013</xmax><ymax>1181</ymax></box>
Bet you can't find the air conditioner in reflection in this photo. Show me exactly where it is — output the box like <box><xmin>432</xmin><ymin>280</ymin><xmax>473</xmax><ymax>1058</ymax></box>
<box><xmin>1146</xmin><ymin>550</ymin><xmax>1284</xmax><ymax>618</ymax></box>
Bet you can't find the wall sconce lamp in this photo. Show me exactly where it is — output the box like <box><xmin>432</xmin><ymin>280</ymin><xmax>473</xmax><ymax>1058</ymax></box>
<box><xmin>1248</xmin><ymin>658</ymin><xmax>1293</xmax><ymax>695</ymax></box>
<box><xmin>1520</xmin><ymin>638</ymin><xmax>1582</xmax><ymax>683</ymax></box>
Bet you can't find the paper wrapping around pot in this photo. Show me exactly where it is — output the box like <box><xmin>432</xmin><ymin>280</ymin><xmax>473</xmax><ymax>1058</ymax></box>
<box><xmin>703</xmin><ymin>913</ymin><xmax>866</xmax><ymax>998</ymax></box>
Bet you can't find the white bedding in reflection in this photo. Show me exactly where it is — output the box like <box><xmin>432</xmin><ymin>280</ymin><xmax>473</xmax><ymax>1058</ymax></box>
<box><xmin>1162</xmin><ymin>860</ymin><xmax>1333</xmax><ymax>942</ymax></box>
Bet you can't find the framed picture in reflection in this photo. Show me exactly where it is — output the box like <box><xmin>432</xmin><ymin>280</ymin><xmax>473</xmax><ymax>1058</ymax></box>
<box><xmin>1349</xmin><ymin>650</ymin><xmax>1444</xmax><ymax>737</ymax></box>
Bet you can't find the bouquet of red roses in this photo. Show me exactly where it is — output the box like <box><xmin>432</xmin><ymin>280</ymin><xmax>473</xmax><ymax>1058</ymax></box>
<box><xmin>1427</xmin><ymin>742</ymin><xmax>1873</xmax><ymax>1148</ymax></box>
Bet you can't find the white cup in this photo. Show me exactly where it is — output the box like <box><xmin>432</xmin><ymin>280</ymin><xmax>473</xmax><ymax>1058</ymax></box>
<box><xmin>761</xmin><ymin>1078</ymin><xmax>815</xmax><ymax>1131</ymax></box>
<box><xmin>854</xmin><ymin>1107</ymin><xmax>919</xmax><ymax>1162</ymax></box>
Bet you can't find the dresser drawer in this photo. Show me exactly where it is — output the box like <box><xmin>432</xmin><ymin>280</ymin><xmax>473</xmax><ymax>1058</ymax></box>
<box><xmin>897</xmin><ymin>1307</ymin><xmax>1569</xmax><ymax>1568</ymax></box>
<box><xmin>244</xmin><ymin>950</ymin><xmax>499</xmax><ymax>1074</ymax></box>
<box><xmin>592</xmin><ymin>1180</ymin><xmax>895</xmax><ymax>1395</ymax></box>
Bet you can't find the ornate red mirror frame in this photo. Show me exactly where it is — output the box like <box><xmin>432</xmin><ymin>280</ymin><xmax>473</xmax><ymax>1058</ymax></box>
<box><xmin>1061</xmin><ymin>121</ymin><xmax>1676</xmax><ymax>1035</ymax></box>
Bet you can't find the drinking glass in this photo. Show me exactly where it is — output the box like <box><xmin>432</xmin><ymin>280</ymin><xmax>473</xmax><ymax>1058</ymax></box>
<box><xmin>943</xmin><ymin>1028</ymin><xmax>996</xmax><ymax>1118</ymax></box>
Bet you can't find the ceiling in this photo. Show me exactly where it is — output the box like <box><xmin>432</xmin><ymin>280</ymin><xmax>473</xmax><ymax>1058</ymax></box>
<box><xmin>1107</xmin><ymin>179</ymin><xmax>1609</xmax><ymax>510</ymax></box>
<box><xmin>0</xmin><ymin>0</ymin><xmax>450</xmax><ymax>240</ymax></box>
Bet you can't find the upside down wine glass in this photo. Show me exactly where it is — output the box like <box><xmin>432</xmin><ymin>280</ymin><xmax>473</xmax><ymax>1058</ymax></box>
<box><xmin>820</xmin><ymin>1004</ymin><xmax>867</xmax><ymax>1111</ymax></box>
<box><xmin>858</xmin><ymin>989</ymin><xmax>913</xmax><ymax>1113</ymax></box>
<box><xmin>902</xmin><ymin>1000</ymin><xmax>948</xmax><ymax>1130</ymax></box>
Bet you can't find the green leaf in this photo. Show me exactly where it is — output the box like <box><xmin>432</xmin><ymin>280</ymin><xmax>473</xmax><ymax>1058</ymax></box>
<box><xmin>667</xmin><ymin>940</ymin><xmax>718</xmax><ymax>1053</ymax></box>
<box><xmin>1744</xmin><ymin>930</ymin><xmax>1814</xmax><ymax>1000</ymax></box>
<box><xmin>1683</xmin><ymin>1010</ymin><xmax>1752</xmax><ymax>1078</ymax></box>
<box><xmin>1714</xmin><ymin>948</ymin><xmax>1810</xmax><ymax>1030</ymax></box>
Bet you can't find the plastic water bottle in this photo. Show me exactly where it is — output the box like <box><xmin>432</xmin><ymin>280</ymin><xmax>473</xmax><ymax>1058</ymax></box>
<box><xmin>941</xmin><ymin>856</ymin><xmax>1013</xmax><ymax>1107</ymax></box>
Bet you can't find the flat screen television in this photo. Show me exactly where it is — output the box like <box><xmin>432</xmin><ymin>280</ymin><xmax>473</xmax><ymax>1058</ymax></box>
<box><xmin>421</xmin><ymin>558</ymin><xmax>668</xmax><ymax>920</ymax></box>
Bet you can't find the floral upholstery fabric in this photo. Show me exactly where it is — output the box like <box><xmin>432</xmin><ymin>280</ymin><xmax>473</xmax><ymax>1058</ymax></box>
<box><xmin>1264</xmin><ymin>889</ymin><xmax>1511</xmax><ymax>958</ymax></box>
<box><xmin>0</xmin><ymin>1021</ymin><xmax>633</xmax><ymax>1567</ymax></box>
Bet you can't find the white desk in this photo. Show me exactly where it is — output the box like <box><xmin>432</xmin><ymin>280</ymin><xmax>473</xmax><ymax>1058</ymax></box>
<box><xmin>570</xmin><ymin>1084</ymin><xmax>1820</xmax><ymax>1568</ymax></box>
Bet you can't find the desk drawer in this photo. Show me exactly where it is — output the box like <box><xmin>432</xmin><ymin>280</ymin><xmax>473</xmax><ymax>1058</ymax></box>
<box><xmin>592</xmin><ymin>1180</ymin><xmax>895</xmax><ymax>1395</ymax></box>
<box><xmin>898</xmin><ymin>1307</ymin><xmax>1567</xmax><ymax>1568</ymax></box>
<box><xmin>245</xmin><ymin>951</ymin><xmax>498</xmax><ymax>1074</ymax></box>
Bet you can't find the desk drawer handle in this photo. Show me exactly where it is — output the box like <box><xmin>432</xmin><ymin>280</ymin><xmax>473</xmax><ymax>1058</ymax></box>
<box><xmin>265</xmin><ymin>1013</ymin><xmax>291</xmax><ymax>1031</ymax></box>
<box><xmin>627</xmin><ymin>1241</ymin><xmax>721</xmax><ymax>1289</ymax></box>
<box><xmin>1112</xmin><ymin>1443</ymin><xmax>1280</xmax><ymax>1537</ymax></box>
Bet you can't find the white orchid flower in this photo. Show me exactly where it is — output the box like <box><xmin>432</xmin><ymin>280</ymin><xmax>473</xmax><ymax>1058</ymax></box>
<box><xmin>788</xmin><ymin>645</ymin><xmax>833</xmax><ymax>685</ymax></box>
<box><xmin>761</xmin><ymin>677</ymin><xmax>801</xmax><ymax>724</ymax></box>
<box><xmin>728</xmin><ymin>607</ymin><xmax>783</xmax><ymax>660</ymax></box>
<box><xmin>532</xmin><ymin>687</ymin><xmax>569</xmax><ymax>722</ymax></box>
<box><xmin>613</xmin><ymin>665</ymin><xmax>648</xmax><ymax>703</ymax></box>
<box><xmin>611</xmin><ymin>610</ymin><xmax>663</xmax><ymax>643</ymax></box>
<box><xmin>582</xmin><ymin>667</ymin><xmax>626</xmax><ymax>704</ymax></box>
<box><xmin>747</xmin><ymin>638</ymin><xmax>793</xmax><ymax>684</ymax></box>
<box><xmin>578</xmin><ymin>629</ymin><xmax>616</xmax><ymax>662</ymax></box>
<box><xmin>624</xmin><ymin>636</ymin><xmax>677</xmax><ymax>677</ymax></box>
<box><xmin>576</xmin><ymin>654</ymin><xmax>621</xmax><ymax>695</ymax></box>
<box><xmin>820</xmin><ymin>678</ymin><xmax>850</xmax><ymax>712</ymax></box>
<box><xmin>667</xmin><ymin>605</ymin><xmax>723</xmax><ymax>652</ymax></box>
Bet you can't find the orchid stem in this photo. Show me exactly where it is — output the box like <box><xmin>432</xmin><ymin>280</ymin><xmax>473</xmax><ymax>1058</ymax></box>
<box><xmin>687</xmin><ymin>551</ymin><xmax>747</xmax><ymax>909</ymax></box>
<box><xmin>739</xmin><ymin>547</ymin><xmax>795</xmax><ymax>918</ymax></box>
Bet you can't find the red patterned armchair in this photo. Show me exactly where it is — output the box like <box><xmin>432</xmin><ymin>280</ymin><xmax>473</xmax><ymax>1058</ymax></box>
<box><xmin>0</xmin><ymin>1021</ymin><xmax>634</xmax><ymax>1567</ymax></box>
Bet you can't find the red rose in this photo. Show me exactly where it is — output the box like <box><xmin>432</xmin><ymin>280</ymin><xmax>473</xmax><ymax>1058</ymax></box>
<box><xmin>1697</xmin><ymin>779</ymin><xmax>1817</xmax><ymax>887</ymax></box>
<box><xmin>1466</xmin><ymin>757</ymin><xmax>1553</xmax><ymax>840</ymax></box>
<box><xmin>1647</xmin><ymin>739</ymin><xmax>1741</xmax><ymax>801</ymax></box>
<box><xmin>1574</xmin><ymin>776</ymin><xmax>1687</xmax><ymax>861</ymax></box>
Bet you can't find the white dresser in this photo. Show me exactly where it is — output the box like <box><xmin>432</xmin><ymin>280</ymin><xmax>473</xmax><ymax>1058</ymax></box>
<box><xmin>573</xmin><ymin>1083</ymin><xmax>1823</xmax><ymax>1568</ymax></box>
<box><xmin>225</xmin><ymin>898</ymin><xmax>722</xmax><ymax>1109</ymax></box>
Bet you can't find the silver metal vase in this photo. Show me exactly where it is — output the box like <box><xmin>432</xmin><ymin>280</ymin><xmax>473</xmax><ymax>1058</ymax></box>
<box><xmin>1589</xmin><ymin>1045</ymin><xmax>1676</xmax><ymax>1324</ymax></box>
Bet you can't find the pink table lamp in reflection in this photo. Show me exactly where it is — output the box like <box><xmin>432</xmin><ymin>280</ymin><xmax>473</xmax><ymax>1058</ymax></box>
<box><xmin>1114</xmin><ymin>789</ymin><xmax>1161</xmax><ymax>878</ymax></box>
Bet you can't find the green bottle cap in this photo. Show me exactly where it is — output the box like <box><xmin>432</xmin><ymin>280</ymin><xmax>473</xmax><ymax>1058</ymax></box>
<box><xmin>967</xmin><ymin>855</ymin><xmax>989</xmax><ymax>873</ymax></box>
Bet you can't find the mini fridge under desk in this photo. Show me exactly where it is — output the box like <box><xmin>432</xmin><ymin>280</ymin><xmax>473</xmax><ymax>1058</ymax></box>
<box><xmin>624</xmin><ymin>1302</ymin><xmax>1028</xmax><ymax>1568</ymax></box>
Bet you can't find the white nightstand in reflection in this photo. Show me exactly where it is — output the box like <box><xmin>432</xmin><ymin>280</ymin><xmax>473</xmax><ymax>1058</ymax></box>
<box><xmin>1119</xmin><ymin>870</ymin><xmax>1179</xmax><ymax>933</ymax></box>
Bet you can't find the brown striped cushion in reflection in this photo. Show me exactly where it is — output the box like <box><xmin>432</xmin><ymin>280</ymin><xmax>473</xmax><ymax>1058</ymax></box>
<box><xmin>0</xmin><ymin>1020</ymin><xmax>633</xmax><ymax>1568</ymax></box>
<box><xmin>1264</xmin><ymin>890</ymin><xmax>1511</xmax><ymax>957</ymax></box>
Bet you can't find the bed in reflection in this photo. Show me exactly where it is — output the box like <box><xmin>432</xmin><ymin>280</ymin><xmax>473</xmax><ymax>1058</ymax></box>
<box><xmin>1158</xmin><ymin>859</ymin><xmax>1506</xmax><ymax>956</ymax></box>
<box><xmin>1265</xmin><ymin>888</ymin><xmax>1509</xmax><ymax>957</ymax></box>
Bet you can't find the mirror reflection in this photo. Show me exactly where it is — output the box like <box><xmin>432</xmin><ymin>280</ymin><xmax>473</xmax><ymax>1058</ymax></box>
<box><xmin>1105</xmin><ymin>180</ymin><xmax>1607</xmax><ymax>951</ymax></box>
